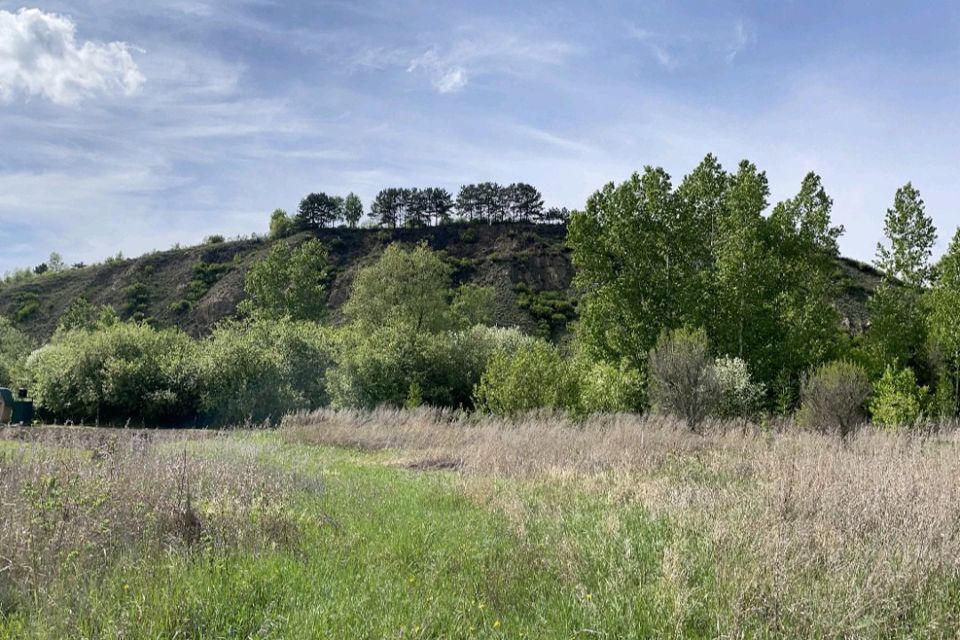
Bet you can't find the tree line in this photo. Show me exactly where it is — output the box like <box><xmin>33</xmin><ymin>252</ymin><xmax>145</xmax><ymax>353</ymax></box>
<box><xmin>5</xmin><ymin>152</ymin><xmax>960</xmax><ymax>434</ymax></box>
<box><xmin>271</xmin><ymin>182</ymin><xmax>570</xmax><ymax>236</ymax></box>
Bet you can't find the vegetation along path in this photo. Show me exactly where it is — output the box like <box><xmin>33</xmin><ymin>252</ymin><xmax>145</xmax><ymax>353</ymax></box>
<box><xmin>4</xmin><ymin>410</ymin><xmax>960</xmax><ymax>638</ymax></box>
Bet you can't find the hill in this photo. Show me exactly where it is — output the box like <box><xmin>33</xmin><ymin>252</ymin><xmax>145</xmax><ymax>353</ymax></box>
<box><xmin>0</xmin><ymin>221</ymin><xmax>882</xmax><ymax>343</ymax></box>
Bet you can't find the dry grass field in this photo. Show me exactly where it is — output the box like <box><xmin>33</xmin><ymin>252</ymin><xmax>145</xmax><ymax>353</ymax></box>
<box><xmin>3</xmin><ymin>411</ymin><xmax>960</xmax><ymax>637</ymax></box>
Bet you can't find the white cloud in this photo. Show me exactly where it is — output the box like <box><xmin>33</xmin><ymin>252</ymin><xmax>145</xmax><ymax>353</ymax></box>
<box><xmin>408</xmin><ymin>49</ymin><xmax>468</xmax><ymax>93</ymax></box>
<box><xmin>0</xmin><ymin>8</ymin><xmax>144</xmax><ymax>105</ymax></box>
<box><xmin>726</xmin><ymin>20</ymin><xmax>755</xmax><ymax>63</ymax></box>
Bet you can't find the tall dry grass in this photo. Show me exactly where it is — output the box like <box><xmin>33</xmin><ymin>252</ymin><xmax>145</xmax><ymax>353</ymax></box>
<box><xmin>0</xmin><ymin>426</ymin><xmax>306</xmax><ymax>616</ymax></box>
<box><xmin>283</xmin><ymin>407</ymin><xmax>960</xmax><ymax>635</ymax></box>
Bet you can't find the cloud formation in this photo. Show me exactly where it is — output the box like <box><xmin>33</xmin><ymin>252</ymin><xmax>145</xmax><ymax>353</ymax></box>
<box><xmin>0</xmin><ymin>8</ymin><xmax>144</xmax><ymax>104</ymax></box>
<box><xmin>408</xmin><ymin>49</ymin><xmax>468</xmax><ymax>93</ymax></box>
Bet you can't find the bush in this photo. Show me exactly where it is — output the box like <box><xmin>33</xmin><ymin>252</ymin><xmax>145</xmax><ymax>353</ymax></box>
<box><xmin>870</xmin><ymin>366</ymin><xmax>929</xmax><ymax>429</ymax></box>
<box><xmin>327</xmin><ymin>325</ymin><xmax>515</xmax><ymax>410</ymax></box>
<box><xmin>197</xmin><ymin>319</ymin><xmax>335</xmax><ymax>425</ymax></box>
<box><xmin>474</xmin><ymin>340</ymin><xmax>579</xmax><ymax>416</ymax></box>
<box><xmin>28</xmin><ymin>322</ymin><xmax>200</xmax><ymax>425</ymax></box>
<box><xmin>0</xmin><ymin>317</ymin><xmax>33</xmax><ymax>387</ymax></box>
<box><xmin>797</xmin><ymin>360</ymin><xmax>870</xmax><ymax>437</ymax></box>
<box><xmin>714</xmin><ymin>356</ymin><xmax>766</xmax><ymax>420</ymax></box>
<box><xmin>577</xmin><ymin>358</ymin><xmax>645</xmax><ymax>414</ymax></box>
<box><xmin>648</xmin><ymin>327</ymin><xmax>718</xmax><ymax>431</ymax></box>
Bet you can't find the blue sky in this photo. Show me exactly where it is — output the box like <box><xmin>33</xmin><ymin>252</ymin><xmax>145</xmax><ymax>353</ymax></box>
<box><xmin>1</xmin><ymin>0</ymin><xmax>958</xmax><ymax>273</ymax></box>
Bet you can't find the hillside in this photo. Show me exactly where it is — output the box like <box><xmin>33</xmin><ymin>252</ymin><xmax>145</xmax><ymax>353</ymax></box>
<box><xmin>0</xmin><ymin>221</ymin><xmax>882</xmax><ymax>343</ymax></box>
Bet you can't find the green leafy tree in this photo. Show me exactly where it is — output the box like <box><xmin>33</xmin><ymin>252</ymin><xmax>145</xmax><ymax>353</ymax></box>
<box><xmin>713</xmin><ymin>161</ymin><xmax>779</xmax><ymax>383</ymax></box>
<box><xmin>343</xmin><ymin>242</ymin><xmax>453</xmax><ymax>335</ymax></box>
<box><xmin>57</xmin><ymin>298</ymin><xmax>118</xmax><ymax>333</ymax></box>
<box><xmin>296</xmin><ymin>192</ymin><xmax>341</xmax><ymax>229</ymax></box>
<box><xmin>473</xmin><ymin>340</ymin><xmax>579</xmax><ymax>416</ymax></box>
<box><xmin>568</xmin><ymin>166</ymin><xmax>699</xmax><ymax>368</ymax></box>
<box><xmin>926</xmin><ymin>228</ymin><xmax>960</xmax><ymax>416</ymax></box>
<box><xmin>875</xmin><ymin>182</ymin><xmax>937</xmax><ymax>287</ymax></box>
<box><xmin>767</xmin><ymin>172</ymin><xmax>846</xmax><ymax>388</ymax></box>
<box><xmin>862</xmin><ymin>183</ymin><xmax>937</xmax><ymax>380</ymax></box>
<box><xmin>870</xmin><ymin>365</ymin><xmax>929</xmax><ymax>429</ymax></box>
<box><xmin>0</xmin><ymin>316</ymin><xmax>33</xmax><ymax>387</ymax></box>
<box><xmin>343</xmin><ymin>193</ymin><xmax>363</xmax><ymax>228</ymax></box>
<box><xmin>269</xmin><ymin>208</ymin><xmax>295</xmax><ymax>239</ymax></box>
<box><xmin>241</xmin><ymin>239</ymin><xmax>331</xmax><ymax>322</ymax></box>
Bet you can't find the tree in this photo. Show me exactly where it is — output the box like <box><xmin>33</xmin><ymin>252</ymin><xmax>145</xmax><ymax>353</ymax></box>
<box><xmin>712</xmin><ymin>160</ymin><xmax>780</xmax><ymax>384</ymax></box>
<box><xmin>48</xmin><ymin>252</ymin><xmax>66</xmax><ymax>273</ymax></box>
<box><xmin>296</xmin><ymin>192</ymin><xmax>341</xmax><ymax>230</ymax></box>
<box><xmin>371</xmin><ymin>188</ymin><xmax>406</xmax><ymax>228</ymax></box>
<box><xmin>797</xmin><ymin>360</ymin><xmax>871</xmax><ymax>438</ymax></box>
<box><xmin>57</xmin><ymin>298</ymin><xmax>118</xmax><ymax>333</ymax></box>
<box><xmin>343</xmin><ymin>242</ymin><xmax>454</xmax><ymax>335</ymax></box>
<box><xmin>767</xmin><ymin>172</ymin><xmax>846</xmax><ymax>386</ymax></box>
<box><xmin>927</xmin><ymin>228</ymin><xmax>960</xmax><ymax>416</ymax></box>
<box><xmin>876</xmin><ymin>182</ymin><xmax>937</xmax><ymax>288</ymax></box>
<box><xmin>240</xmin><ymin>239</ymin><xmax>331</xmax><ymax>321</ymax></box>
<box><xmin>569</xmin><ymin>166</ymin><xmax>706</xmax><ymax>369</ymax></box>
<box><xmin>403</xmin><ymin>188</ymin><xmax>430</xmax><ymax>227</ymax></box>
<box><xmin>269</xmin><ymin>208</ymin><xmax>295</xmax><ymax>239</ymax></box>
<box><xmin>507</xmin><ymin>183</ymin><xmax>544</xmax><ymax>221</ymax></box>
<box><xmin>455</xmin><ymin>184</ymin><xmax>481</xmax><ymax>221</ymax></box>
<box><xmin>648</xmin><ymin>327</ymin><xmax>719</xmax><ymax>432</ymax></box>
<box><xmin>422</xmin><ymin>188</ymin><xmax>454</xmax><ymax>226</ymax></box>
<box><xmin>862</xmin><ymin>183</ymin><xmax>937</xmax><ymax>380</ymax></box>
<box><xmin>343</xmin><ymin>193</ymin><xmax>363</xmax><ymax>228</ymax></box>
<box><xmin>0</xmin><ymin>316</ymin><xmax>33</xmax><ymax>387</ymax></box>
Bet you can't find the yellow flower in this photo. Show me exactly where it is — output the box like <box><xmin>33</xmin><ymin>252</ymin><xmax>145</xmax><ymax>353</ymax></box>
<box><xmin>493</xmin><ymin>620</ymin><xmax>501</xmax><ymax>629</ymax></box>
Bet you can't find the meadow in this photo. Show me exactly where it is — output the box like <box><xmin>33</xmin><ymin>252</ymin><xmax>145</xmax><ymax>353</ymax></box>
<box><xmin>3</xmin><ymin>411</ymin><xmax>960</xmax><ymax>638</ymax></box>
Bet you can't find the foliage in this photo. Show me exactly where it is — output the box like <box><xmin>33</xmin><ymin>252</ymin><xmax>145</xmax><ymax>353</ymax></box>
<box><xmin>204</xmin><ymin>235</ymin><xmax>225</xmax><ymax>245</ymax></box>
<box><xmin>27</xmin><ymin>322</ymin><xmax>200</xmax><ymax>424</ymax></box>
<box><xmin>926</xmin><ymin>228</ymin><xmax>960</xmax><ymax>417</ymax></box>
<box><xmin>875</xmin><ymin>182</ymin><xmax>937</xmax><ymax>288</ymax></box>
<box><xmin>647</xmin><ymin>327</ymin><xmax>718</xmax><ymax>431</ymax></box>
<box><xmin>297</xmin><ymin>192</ymin><xmax>342</xmax><ymax>229</ymax></box>
<box><xmin>56</xmin><ymin>298</ymin><xmax>118</xmax><ymax>333</ymax></box>
<box><xmin>713</xmin><ymin>356</ymin><xmax>766</xmax><ymax>420</ymax></box>
<box><xmin>343</xmin><ymin>242</ymin><xmax>453</xmax><ymax>334</ymax></box>
<box><xmin>0</xmin><ymin>316</ymin><xmax>34</xmax><ymax>387</ymax></box>
<box><xmin>514</xmin><ymin>283</ymin><xmax>577</xmax><ymax>339</ymax></box>
<box><xmin>448</xmin><ymin>283</ymin><xmax>495</xmax><ymax>329</ymax></box>
<box><xmin>268</xmin><ymin>208</ymin><xmax>295</xmax><ymax>239</ymax></box>
<box><xmin>870</xmin><ymin>366</ymin><xmax>929</xmax><ymax>429</ymax></box>
<box><xmin>576</xmin><ymin>357</ymin><xmax>645</xmax><ymax>414</ymax></box>
<box><xmin>343</xmin><ymin>193</ymin><xmax>363</xmax><ymax>228</ymax></box>
<box><xmin>241</xmin><ymin>239</ymin><xmax>331</xmax><ymax>322</ymax></box>
<box><xmin>474</xmin><ymin>339</ymin><xmax>579</xmax><ymax>416</ymax></box>
<box><xmin>196</xmin><ymin>319</ymin><xmax>335</xmax><ymax>425</ymax></box>
<box><xmin>797</xmin><ymin>360</ymin><xmax>871</xmax><ymax>437</ymax></box>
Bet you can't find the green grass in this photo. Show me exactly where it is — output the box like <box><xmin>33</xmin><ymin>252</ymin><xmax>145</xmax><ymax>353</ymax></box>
<box><xmin>5</xmin><ymin>427</ymin><xmax>960</xmax><ymax>638</ymax></box>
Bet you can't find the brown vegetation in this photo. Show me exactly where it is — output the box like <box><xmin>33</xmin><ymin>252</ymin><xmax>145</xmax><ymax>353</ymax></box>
<box><xmin>284</xmin><ymin>408</ymin><xmax>960</xmax><ymax>633</ymax></box>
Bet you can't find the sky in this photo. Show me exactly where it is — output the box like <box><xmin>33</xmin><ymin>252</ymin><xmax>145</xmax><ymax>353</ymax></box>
<box><xmin>0</xmin><ymin>0</ymin><xmax>958</xmax><ymax>273</ymax></box>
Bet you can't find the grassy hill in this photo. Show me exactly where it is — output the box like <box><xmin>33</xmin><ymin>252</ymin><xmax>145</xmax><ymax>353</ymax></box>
<box><xmin>0</xmin><ymin>221</ymin><xmax>882</xmax><ymax>343</ymax></box>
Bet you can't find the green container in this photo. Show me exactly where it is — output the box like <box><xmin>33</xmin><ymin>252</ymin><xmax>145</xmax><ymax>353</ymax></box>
<box><xmin>0</xmin><ymin>387</ymin><xmax>33</xmax><ymax>425</ymax></box>
<box><xmin>12</xmin><ymin>399</ymin><xmax>33</xmax><ymax>425</ymax></box>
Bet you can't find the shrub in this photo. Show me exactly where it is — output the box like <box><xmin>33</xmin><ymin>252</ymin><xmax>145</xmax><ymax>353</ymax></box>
<box><xmin>204</xmin><ymin>234</ymin><xmax>225</xmax><ymax>245</ymax></box>
<box><xmin>326</xmin><ymin>325</ymin><xmax>505</xmax><ymax>410</ymax></box>
<box><xmin>197</xmin><ymin>319</ymin><xmax>335</xmax><ymax>425</ymax></box>
<box><xmin>240</xmin><ymin>239</ymin><xmax>331</xmax><ymax>322</ymax></box>
<box><xmin>714</xmin><ymin>356</ymin><xmax>766</xmax><ymax>420</ymax></box>
<box><xmin>648</xmin><ymin>327</ymin><xmax>718</xmax><ymax>431</ymax></box>
<box><xmin>0</xmin><ymin>317</ymin><xmax>33</xmax><ymax>387</ymax></box>
<box><xmin>797</xmin><ymin>360</ymin><xmax>870</xmax><ymax>437</ymax></box>
<box><xmin>474</xmin><ymin>340</ymin><xmax>579</xmax><ymax>416</ymax></box>
<box><xmin>268</xmin><ymin>209</ymin><xmax>295</xmax><ymax>239</ymax></box>
<box><xmin>870</xmin><ymin>366</ymin><xmax>929</xmax><ymax>429</ymax></box>
<box><xmin>28</xmin><ymin>322</ymin><xmax>200</xmax><ymax>424</ymax></box>
<box><xmin>577</xmin><ymin>358</ymin><xmax>645</xmax><ymax>414</ymax></box>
